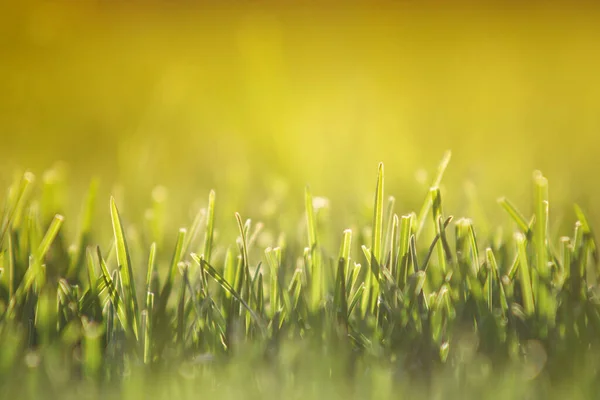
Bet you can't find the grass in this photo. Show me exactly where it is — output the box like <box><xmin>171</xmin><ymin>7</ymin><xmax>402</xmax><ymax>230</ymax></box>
<box><xmin>1</xmin><ymin>153</ymin><xmax>600</xmax><ymax>400</ymax></box>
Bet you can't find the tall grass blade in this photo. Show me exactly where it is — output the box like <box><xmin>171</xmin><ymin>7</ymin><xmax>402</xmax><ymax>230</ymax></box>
<box><xmin>305</xmin><ymin>187</ymin><xmax>321</xmax><ymax>311</ymax></box>
<box><xmin>202</xmin><ymin>190</ymin><xmax>216</xmax><ymax>263</ymax></box>
<box><xmin>515</xmin><ymin>233</ymin><xmax>535</xmax><ymax>317</ymax></box>
<box><xmin>159</xmin><ymin>228</ymin><xmax>186</xmax><ymax>314</ymax></box>
<box><xmin>97</xmin><ymin>247</ymin><xmax>130</xmax><ymax>338</ymax></box>
<box><xmin>110</xmin><ymin>197</ymin><xmax>140</xmax><ymax>340</ymax></box>
<box><xmin>415</xmin><ymin>151</ymin><xmax>451</xmax><ymax>238</ymax></box>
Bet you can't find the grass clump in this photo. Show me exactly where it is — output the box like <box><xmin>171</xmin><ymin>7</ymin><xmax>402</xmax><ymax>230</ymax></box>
<box><xmin>1</xmin><ymin>153</ymin><xmax>600</xmax><ymax>399</ymax></box>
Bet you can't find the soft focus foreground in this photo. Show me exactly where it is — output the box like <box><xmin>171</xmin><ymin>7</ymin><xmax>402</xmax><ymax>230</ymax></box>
<box><xmin>2</xmin><ymin>1</ymin><xmax>600</xmax><ymax>399</ymax></box>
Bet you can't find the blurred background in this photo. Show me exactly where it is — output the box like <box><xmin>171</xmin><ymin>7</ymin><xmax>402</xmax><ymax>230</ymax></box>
<box><xmin>1</xmin><ymin>0</ymin><xmax>600</xmax><ymax>237</ymax></box>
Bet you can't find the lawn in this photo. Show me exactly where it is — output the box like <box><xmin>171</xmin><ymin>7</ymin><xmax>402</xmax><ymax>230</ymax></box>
<box><xmin>2</xmin><ymin>2</ymin><xmax>600</xmax><ymax>399</ymax></box>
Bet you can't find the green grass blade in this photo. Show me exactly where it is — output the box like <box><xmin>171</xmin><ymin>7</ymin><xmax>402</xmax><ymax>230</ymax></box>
<box><xmin>305</xmin><ymin>187</ymin><xmax>318</xmax><ymax>251</ymax></box>
<box><xmin>397</xmin><ymin>214</ymin><xmax>413</xmax><ymax>289</ymax></box>
<box><xmin>339</xmin><ymin>229</ymin><xmax>353</xmax><ymax>280</ymax></box>
<box><xmin>498</xmin><ymin>197</ymin><xmax>531</xmax><ymax>236</ymax></box>
<box><xmin>265</xmin><ymin>247</ymin><xmax>281</xmax><ymax>317</ymax></box>
<box><xmin>369</xmin><ymin>162</ymin><xmax>385</xmax><ymax>313</ymax></box>
<box><xmin>348</xmin><ymin>262</ymin><xmax>362</xmax><ymax>299</ymax></box>
<box><xmin>347</xmin><ymin>283</ymin><xmax>365</xmax><ymax>317</ymax></box>
<box><xmin>486</xmin><ymin>248</ymin><xmax>508</xmax><ymax>317</ymax></box>
<box><xmin>574</xmin><ymin>203</ymin><xmax>599</xmax><ymax>265</ymax></box>
<box><xmin>7</xmin><ymin>234</ymin><xmax>15</xmax><ymax>298</ymax></box>
<box><xmin>390</xmin><ymin>214</ymin><xmax>399</xmax><ymax>280</ymax></box>
<box><xmin>159</xmin><ymin>228</ymin><xmax>186</xmax><ymax>311</ymax></box>
<box><xmin>82</xmin><ymin>322</ymin><xmax>103</xmax><ymax>381</ymax></box>
<box><xmin>144</xmin><ymin>292</ymin><xmax>154</xmax><ymax>365</ymax></box>
<box><xmin>533</xmin><ymin>172</ymin><xmax>554</xmax><ymax>330</ymax></box>
<box><xmin>515</xmin><ymin>233</ymin><xmax>535</xmax><ymax>317</ymax></box>
<box><xmin>533</xmin><ymin>171</ymin><xmax>549</xmax><ymax>278</ymax></box>
<box><xmin>305</xmin><ymin>187</ymin><xmax>321</xmax><ymax>311</ymax></box>
<box><xmin>191</xmin><ymin>253</ymin><xmax>264</xmax><ymax>333</ymax></box>
<box><xmin>36</xmin><ymin>214</ymin><xmax>64</xmax><ymax>263</ymax></box>
<box><xmin>372</xmin><ymin>162</ymin><xmax>384</xmax><ymax>269</ymax></box>
<box><xmin>235</xmin><ymin>212</ymin><xmax>255</xmax><ymax>312</ymax></box>
<box><xmin>334</xmin><ymin>257</ymin><xmax>348</xmax><ymax>323</ymax></box>
<box><xmin>202</xmin><ymin>190</ymin><xmax>216</xmax><ymax>263</ymax></box>
<box><xmin>96</xmin><ymin>246</ymin><xmax>130</xmax><ymax>337</ymax></box>
<box><xmin>146</xmin><ymin>242</ymin><xmax>158</xmax><ymax>295</ymax></box>
<box><xmin>430</xmin><ymin>187</ymin><xmax>446</xmax><ymax>274</ymax></box>
<box><xmin>5</xmin><ymin>171</ymin><xmax>35</xmax><ymax>233</ymax></box>
<box><xmin>110</xmin><ymin>197</ymin><xmax>140</xmax><ymax>340</ymax></box>
<box><xmin>382</xmin><ymin>196</ymin><xmax>395</xmax><ymax>268</ymax></box>
<box><xmin>335</xmin><ymin>229</ymin><xmax>352</xmax><ymax>324</ymax></box>
<box><xmin>415</xmin><ymin>151</ymin><xmax>452</xmax><ymax>238</ymax></box>
<box><xmin>176</xmin><ymin>262</ymin><xmax>189</xmax><ymax>347</ymax></box>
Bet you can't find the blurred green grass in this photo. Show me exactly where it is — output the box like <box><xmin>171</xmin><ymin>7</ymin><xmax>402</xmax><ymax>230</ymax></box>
<box><xmin>3</xmin><ymin>4</ymin><xmax>600</xmax><ymax>398</ymax></box>
<box><xmin>2</xmin><ymin>1</ymin><xmax>600</xmax><ymax>231</ymax></box>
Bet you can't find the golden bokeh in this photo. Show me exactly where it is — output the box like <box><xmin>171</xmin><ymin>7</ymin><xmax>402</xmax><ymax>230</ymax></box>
<box><xmin>2</xmin><ymin>1</ymin><xmax>600</xmax><ymax>228</ymax></box>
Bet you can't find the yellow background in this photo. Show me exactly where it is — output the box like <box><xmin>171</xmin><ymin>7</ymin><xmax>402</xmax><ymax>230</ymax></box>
<box><xmin>2</xmin><ymin>1</ymin><xmax>600</xmax><ymax>232</ymax></box>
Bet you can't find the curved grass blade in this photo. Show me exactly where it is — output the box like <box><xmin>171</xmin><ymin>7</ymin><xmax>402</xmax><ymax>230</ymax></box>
<box><xmin>498</xmin><ymin>197</ymin><xmax>532</xmax><ymax>237</ymax></box>
<box><xmin>2</xmin><ymin>171</ymin><xmax>35</xmax><ymax>238</ymax></box>
<box><xmin>191</xmin><ymin>253</ymin><xmax>265</xmax><ymax>334</ymax></box>
<box><xmin>347</xmin><ymin>283</ymin><xmax>365</xmax><ymax>317</ymax></box>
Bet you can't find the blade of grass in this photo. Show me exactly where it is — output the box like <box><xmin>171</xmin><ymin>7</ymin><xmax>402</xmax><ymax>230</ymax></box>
<box><xmin>305</xmin><ymin>187</ymin><xmax>321</xmax><ymax>311</ymax></box>
<box><xmin>109</xmin><ymin>197</ymin><xmax>140</xmax><ymax>340</ymax></box>
<box><xmin>382</xmin><ymin>196</ymin><xmax>395</xmax><ymax>269</ymax></box>
<box><xmin>515</xmin><ymin>233</ymin><xmax>535</xmax><ymax>317</ymax></box>
<box><xmin>397</xmin><ymin>214</ymin><xmax>413</xmax><ymax>289</ymax></box>
<box><xmin>415</xmin><ymin>151</ymin><xmax>452</xmax><ymax>238</ymax></box>
<box><xmin>146</xmin><ymin>242</ymin><xmax>158</xmax><ymax>295</ymax></box>
<box><xmin>202</xmin><ymin>190</ymin><xmax>216</xmax><ymax>263</ymax></box>
<box><xmin>159</xmin><ymin>228</ymin><xmax>186</xmax><ymax>314</ymax></box>
<box><xmin>498</xmin><ymin>197</ymin><xmax>532</xmax><ymax>237</ymax></box>
<box><xmin>370</xmin><ymin>162</ymin><xmax>385</xmax><ymax>314</ymax></box>
<box><xmin>430</xmin><ymin>187</ymin><xmax>446</xmax><ymax>275</ymax></box>
<box><xmin>97</xmin><ymin>247</ymin><xmax>130</xmax><ymax>338</ymax></box>
<box><xmin>144</xmin><ymin>292</ymin><xmax>154</xmax><ymax>365</ymax></box>
<box><xmin>191</xmin><ymin>253</ymin><xmax>265</xmax><ymax>334</ymax></box>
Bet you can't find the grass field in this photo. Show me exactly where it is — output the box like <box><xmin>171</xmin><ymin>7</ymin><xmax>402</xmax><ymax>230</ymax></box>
<box><xmin>2</xmin><ymin>1</ymin><xmax>600</xmax><ymax>399</ymax></box>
